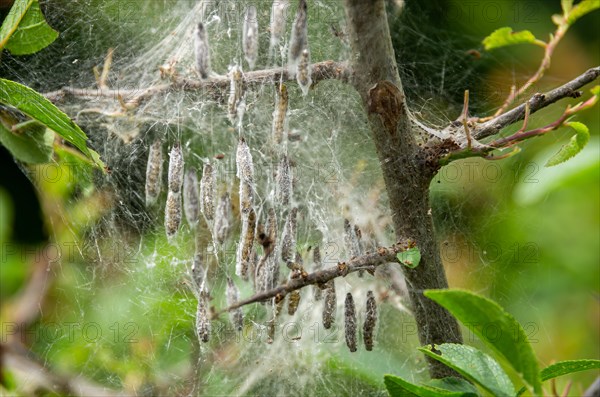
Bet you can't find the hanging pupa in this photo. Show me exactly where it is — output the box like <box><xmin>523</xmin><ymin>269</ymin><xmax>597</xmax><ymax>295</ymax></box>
<box><xmin>164</xmin><ymin>190</ymin><xmax>182</xmax><ymax>240</ymax></box>
<box><xmin>344</xmin><ymin>292</ymin><xmax>357</xmax><ymax>352</ymax></box>
<box><xmin>227</xmin><ymin>65</ymin><xmax>245</xmax><ymax>125</ymax></box>
<box><xmin>322</xmin><ymin>280</ymin><xmax>336</xmax><ymax>329</ymax></box>
<box><xmin>226</xmin><ymin>277</ymin><xmax>244</xmax><ymax>331</ymax></box>
<box><xmin>296</xmin><ymin>48</ymin><xmax>312</xmax><ymax>96</ymax></box>
<box><xmin>236</xmin><ymin>208</ymin><xmax>256</xmax><ymax>280</ymax></box>
<box><xmin>191</xmin><ymin>251</ymin><xmax>204</xmax><ymax>290</ymax></box>
<box><xmin>280</xmin><ymin>207</ymin><xmax>297</xmax><ymax>262</ymax></box>
<box><xmin>145</xmin><ymin>140</ymin><xmax>163</xmax><ymax>206</ymax></box>
<box><xmin>288</xmin><ymin>0</ymin><xmax>307</xmax><ymax>76</ymax></box>
<box><xmin>287</xmin><ymin>252</ymin><xmax>303</xmax><ymax>315</ymax></box>
<box><xmin>313</xmin><ymin>246</ymin><xmax>323</xmax><ymax>301</ymax></box>
<box><xmin>167</xmin><ymin>144</ymin><xmax>184</xmax><ymax>193</ymax></box>
<box><xmin>363</xmin><ymin>290</ymin><xmax>377</xmax><ymax>351</ymax></box>
<box><xmin>183</xmin><ymin>169</ymin><xmax>200</xmax><ymax>226</ymax></box>
<box><xmin>194</xmin><ymin>22</ymin><xmax>211</xmax><ymax>79</ymax></box>
<box><xmin>276</xmin><ymin>155</ymin><xmax>292</xmax><ymax>207</ymax></box>
<box><xmin>196</xmin><ymin>291</ymin><xmax>211</xmax><ymax>343</ymax></box>
<box><xmin>269</xmin><ymin>0</ymin><xmax>288</xmax><ymax>54</ymax></box>
<box><xmin>213</xmin><ymin>193</ymin><xmax>231</xmax><ymax>244</ymax></box>
<box><xmin>243</xmin><ymin>6</ymin><xmax>259</xmax><ymax>70</ymax></box>
<box><xmin>200</xmin><ymin>163</ymin><xmax>215</xmax><ymax>221</ymax></box>
<box><xmin>272</xmin><ymin>83</ymin><xmax>288</xmax><ymax>145</ymax></box>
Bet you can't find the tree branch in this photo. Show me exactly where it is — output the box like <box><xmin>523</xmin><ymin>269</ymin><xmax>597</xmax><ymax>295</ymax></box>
<box><xmin>212</xmin><ymin>240</ymin><xmax>413</xmax><ymax>319</ymax></box>
<box><xmin>343</xmin><ymin>0</ymin><xmax>462</xmax><ymax>379</ymax></box>
<box><xmin>472</xmin><ymin>66</ymin><xmax>600</xmax><ymax>140</ymax></box>
<box><xmin>2</xmin><ymin>342</ymin><xmax>124</xmax><ymax>397</ymax></box>
<box><xmin>436</xmin><ymin>67</ymin><xmax>599</xmax><ymax>165</ymax></box>
<box><xmin>43</xmin><ymin>61</ymin><xmax>349</xmax><ymax>106</ymax></box>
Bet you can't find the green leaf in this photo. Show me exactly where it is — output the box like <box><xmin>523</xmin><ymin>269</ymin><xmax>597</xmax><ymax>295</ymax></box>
<box><xmin>426</xmin><ymin>378</ymin><xmax>479</xmax><ymax>396</ymax></box>
<box><xmin>420</xmin><ymin>344</ymin><xmax>515</xmax><ymax>397</ymax></box>
<box><xmin>0</xmin><ymin>0</ymin><xmax>58</xmax><ymax>55</ymax></box>
<box><xmin>561</xmin><ymin>0</ymin><xmax>574</xmax><ymax>14</ymax></box>
<box><xmin>0</xmin><ymin>367</ymin><xmax>17</xmax><ymax>390</ymax></box>
<box><xmin>482</xmin><ymin>27</ymin><xmax>540</xmax><ymax>51</ymax></box>
<box><xmin>545</xmin><ymin>121</ymin><xmax>590</xmax><ymax>167</ymax></box>
<box><xmin>384</xmin><ymin>375</ymin><xmax>478</xmax><ymax>397</ymax></box>
<box><xmin>397</xmin><ymin>247</ymin><xmax>421</xmax><ymax>268</ymax></box>
<box><xmin>540</xmin><ymin>359</ymin><xmax>600</xmax><ymax>381</ymax></box>
<box><xmin>0</xmin><ymin>120</ymin><xmax>54</xmax><ymax>163</ymax></box>
<box><xmin>566</xmin><ymin>0</ymin><xmax>600</xmax><ymax>25</ymax></box>
<box><xmin>424</xmin><ymin>289</ymin><xmax>542</xmax><ymax>395</ymax></box>
<box><xmin>0</xmin><ymin>79</ymin><xmax>102</xmax><ymax>168</ymax></box>
<box><xmin>0</xmin><ymin>0</ymin><xmax>33</xmax><ymax>51</ymax></box>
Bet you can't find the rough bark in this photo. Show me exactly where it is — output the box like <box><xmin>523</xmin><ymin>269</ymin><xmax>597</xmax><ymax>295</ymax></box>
<box><xmin>343</xmin><ymin>0</ymin><xmax>462</xmax><ymax>378</ymax></box>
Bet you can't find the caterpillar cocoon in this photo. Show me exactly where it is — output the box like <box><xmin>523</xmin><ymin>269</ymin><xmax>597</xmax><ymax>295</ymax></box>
<box><xmin>183</xmin><ymin>169</ymin><xmax>200</xmax><ymax>226</ymax></box>
<box><xmin>313</xmin><ymin>246</ymin><xmax>322</xmax><ymax>301</ymax></box>
<box><xmin>288</xmin><ymin>290</ymin><xmax>301</xmax><ymax>315</ymax></box>
<box><xmin>363</xmin><ymin>290</ymin><xmax>377</xmax><ymax>351</ymax></box>
<box><xmin>280</xmin><ymin>207</ymin><xmax>297</xmax><ymax>262</ymax></box>
<box><xmin>354</xmin><ymin>224</ymin><xmax>365</xmax><ymax>277</ymax></box>
<box><xmin>167</xmin><ymin>144</ymin><xmax>184</xmax><ymax>193</ymax></box>
<box><xmin>287</xmin><ymin>252</ymin><xmax>303</xmax><ymax>315</ymax></box>
<box><xmin>322</xmin><ymin>280</ymin><xmax>336</xmax><ymax>329</ymax></box>
<box><xmin>267</xmin><ymin>208</ymin><xmax>278</xmax><ymax>246</ymax></box>
<box><xmin>196</xmin><ymin>290</ymin><xmax>210</xmax><ymax>343</ymax></box>
<box><xmin>296</xmin><ymin>49</ymin><xmax>312</xmax><ymax>96</ymax></box>
<box><xmin>213</xmin><ymin>193</ymin><xmax>231</xmax><ymax>244</ymax></box>
<box><xmin>236</xmin><ymin>138</ymin><xmax>255</xmax><ymax>214</ymax></box>
<box><xmin>269</xmin><ymin>0</ymin><xmax>288</xmax><ymax>52</ymax></box>
<box><xmin>227</xmin><ymin>65</ymin><xmax>245</xmax><ymax>125</ymax></box>
<box><xmin>239</xmin><ymin>180</ymin><xmax>254</xmax><ymax>215</ymax></box>
<box><xmin>344</xmin><ymin>292</ymin><xmax>357</xmax><ymax>352</ymax></box>
<box><xmin>288</xmin><ymin>0</ymin><xmax>307</xmax><ymax>75</ymax></box>
<box><xmin>259</xmin><ymin>208</ymin><xmax>277</xmax><ymax>258</ymax></box>
<box><xmin>145</xmin><ymin>140</ymin><xmax>163</xmax><ymax>206</ymax></box>
<box><xmin>194</xmin><ymin>22</ymin><xmax>211</xmax><ymax>79</ymax></box>
<box><xmin>343</xmin><ymin>219</ymin><xmax>362</xmax><ymax>258</ymax></box>
<box><xmin>191</xmin><ymin>251</ymin><xmax>204</xmax><ymax>290</ymax></box>
<box><xmin>200</xmin><ymin>163</ymin><xmax>215</xmax><ymax>221</ymax></box>
<box><xmin>226</xmin><ymin>277</ymin><xmax>244</xmax><ymax>331</ymax></box>
<box><xmin>254</xmin><ymin>256</ymin><xmax>267</xmax><ymax>294</ymax></box>
<box><xmin>272</xmin><ymin>83</ymin><xmax>288</xmax><ymax>145</ymax></box>
<box><xmin>236</xmin><ymin>138</ymin><xmax>254</xmax><ymax>183</ymax></box>
<box><xmin>276</xmin><ymin>155</ymin><xmax>292</xmax><ymax>207</ymax></box>
<box><xmin>243</xmin><ymin>6</ymin><xmax>259</xmax><ymax>70</ymax></box>
<box><xmin>236</xmin><ymin>208</ymin><xmax>256</xmax><ymax>280</ymax></box>
<box><xmin>266</xmin><ymin>253</ymin><xmax>279</xmax><ymax>291</ymax></box>
<box><xmin>164</xmin><ymin>190</ymin><xmax>182</xmax><ymax>240</ymax></box>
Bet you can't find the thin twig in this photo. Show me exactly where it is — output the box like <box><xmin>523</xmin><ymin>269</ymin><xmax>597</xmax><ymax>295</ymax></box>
<box><xmin>491</xmin><ymin>91</ymin><xmax>598</xmax><ymax>147</ymax></box>
<box><xmin>211</xmin><ymin>240</ymin><xmax>414</xmax><ymax>319</ymax></box>
<box><xmin>489</xmin><ymin>18</ymin><xmax>568</xmax><ymax>118</ymax></box>
<box><xmin>471</xmin><ymin>66</ymin><xmax>600</xmax><ymax>140</ymax></box>
<box><xmin>43</xmin><ymin>60</ymin><xmax>350</xmax><ymax>106</ymax></box>
<box><xmin>461</xmin><ymin>90</ymin><xmax>472</xmax><ymax>150</ymax></box>
<box><xmin>518</xmin><ymin>102</ymin><xmax>531</xmax><ymax>133</ymax></box>
<box><xmin>99</xmin><ymin>48</ymin><xmax>114</xmax><ymax>90</ymax></box>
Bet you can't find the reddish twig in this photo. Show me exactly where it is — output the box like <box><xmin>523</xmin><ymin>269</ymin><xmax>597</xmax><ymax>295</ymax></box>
<box><xmin>472</xmin><ymin>66</ymin><xmax>600</xmax><ymax>140</ymax></box>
